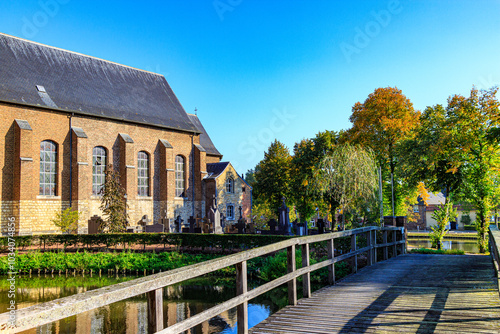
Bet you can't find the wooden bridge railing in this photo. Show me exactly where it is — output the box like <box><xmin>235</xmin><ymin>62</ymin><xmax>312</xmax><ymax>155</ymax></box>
<box><xmin>0</xmin><ymin>226</ymin><xmax>406</xmax><ymax>334</ymax></box>
<box><xmin>489</xmin><ymin>225</ymin><xmax>500</xmax><ymax>295</ymax></box>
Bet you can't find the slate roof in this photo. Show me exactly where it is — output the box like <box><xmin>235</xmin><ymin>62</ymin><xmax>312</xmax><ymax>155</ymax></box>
<box><xmin>0</xmin><ymin>33</ymin><xmax>199</xmax><ymax>133</ymax></box>
<box><xmin>206</xmin><ymin>162</ymin><xmax>230</xmax><ymax>179</ymax></box>
<box><xmin>187</xmin><ymin>113</ymin><xmax>222</xmax><ymax>157</ymax></box>
<box><xmin>418</xmin><ymin>191</ymin><xmax>446</xmax><ymax>206</ymax></box>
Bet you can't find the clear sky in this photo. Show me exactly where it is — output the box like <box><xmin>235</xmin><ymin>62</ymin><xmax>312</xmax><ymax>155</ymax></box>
<box><xmin>1</xmin><ymin>0</ymin><xmax>499</xmax><ymax>173</ymax></box>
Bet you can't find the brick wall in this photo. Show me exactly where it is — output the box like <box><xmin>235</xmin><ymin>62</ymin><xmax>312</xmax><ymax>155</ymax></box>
<box><xmin>0</xmin><ymin>102</ymin><xmax>209</xmax><ymax>235</ymax></box>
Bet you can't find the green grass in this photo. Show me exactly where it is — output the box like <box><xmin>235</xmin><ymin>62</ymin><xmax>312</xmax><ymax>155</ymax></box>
<box><xmin>408</xmin><ymin>248</ymin><xmax>465</xmax><ymax>255</ymax></box>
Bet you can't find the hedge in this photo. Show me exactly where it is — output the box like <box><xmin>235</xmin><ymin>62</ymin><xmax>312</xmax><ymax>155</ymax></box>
<box><xmin>0</xmin><ymin>233</ymin><xmax>293</xmax><ymax>253</ymax></box>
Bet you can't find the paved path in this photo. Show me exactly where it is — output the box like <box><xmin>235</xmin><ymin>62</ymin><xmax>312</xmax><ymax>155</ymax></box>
<box><xmin>250</xmin><ymin>254</ymin><xmax>500</xmax><ymax>333</ymax></box>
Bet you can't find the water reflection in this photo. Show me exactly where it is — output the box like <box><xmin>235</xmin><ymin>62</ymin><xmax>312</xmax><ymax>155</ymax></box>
<box><xmin>0</xmin><ymin>275</ymin><xmax>286</xmax><ymax>334</ymax></box>
<box><xmin>407</xmin><ymin>238</ymin><xmax>479</xmax><ymax>253</ymax></box>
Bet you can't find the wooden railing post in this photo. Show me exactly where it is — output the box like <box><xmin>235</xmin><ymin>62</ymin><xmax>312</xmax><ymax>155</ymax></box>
<box><xmin>373</xmin><ymin>230</ymin><xmax>378</xmax><ymax>263</ymax></box>
<box><xmin>351</xmin><ymin>234</ymin><xmax>357</xmax><ymax>273</ymax></box>
<box><xmin>402</xmin><ymin>227</ymin><xmax>407</xmax><ymax>255</ymax></box>
<box><xmin>301</xmin><ymin>243</ymin><xmax>311</xmax><ymax>298</ymax></box>
<box><xmin>327</xmin><ymin>238</ymin><xmax>335</xmax><ymax>285</ymax></box>
<box><xmin>287</xmin><ymin>245</ymin><xmax>297</xmax><ymax>305</ymax></box>
<box><xmin>147</xmin><ymin>288</ymin><xmax>164</xmax><ymax>334</ymax></box>
<box><xmin>383</xmin><ymin>230</ymin><xmax>388</xmax><ymax>260</ymax></box>
<box><xmin>392</xmin><ymin>230</ymin><xmax>397</xmax><ymax>257</ymax></box>
<box><xmin>366</xmin><ymin>231</ymin><xmax>373</xmax><ymax>266</ymax></box>
<box><xmin>236</xmin><ymin>261</ymin><xmax>248</xmax><ymax>334</ymax></box>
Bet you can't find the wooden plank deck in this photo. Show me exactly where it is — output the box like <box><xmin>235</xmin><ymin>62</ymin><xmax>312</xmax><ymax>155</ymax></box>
<box><xmin>250</xmin><ymin>254</ymin><xmax>500</xmax><ymax>334</ymax></box>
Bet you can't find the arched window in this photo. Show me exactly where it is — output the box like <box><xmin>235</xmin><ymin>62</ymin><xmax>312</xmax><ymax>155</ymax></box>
<box><xmin>39</xmin><ymin>140</ymin><xmax>57</xmax><ymax>196</ymax></box>
<box><xmin>92</xmin><ymin>146</ymin><xmax>107</xmax><ymax>195</ymax></box>
<box><xmin>175</xmin><ymin>155</ymin><xmax>185</xmax><ymax>197</ymax></box>
<box><xmin>226</xmin><ymin>177</ymin><xmax>234</xmax><ymax>193</ymax></box>
<box><xmin>226</xmin><ymin>204</ymin><xmax>235</xmax><ymax>220</ymax></box>
<box><xmin>138</xmin><ymin>151</ymin><xmax>150</xmax><ymax>196</ymax></box>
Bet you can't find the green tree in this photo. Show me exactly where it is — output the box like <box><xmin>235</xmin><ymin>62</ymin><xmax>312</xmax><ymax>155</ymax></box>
<box><xmin>51</xmin><ymin>208</ymin><xmax>80</xmax><ymax>234</ymax></box>
<box><xmin>429</xmin><ymin>201</ymin><xmax>458</xmax><ymax>249</ymax></box>
<box><xmin>313</xmin><ymin>143</ymin><xmax>378</xmax><ymax>229</ymax></box>
<box><xmin>399</xmin><ymin>104</ymin><xmax>465</xmax><ymax>200</ymax></box>
<box><xmin>290</xmin><ymin>131</ymin><xmax>341</xmax><ymax>224</ymax></box>
<box><xmin>446</xmin><ymin>87</ymin><xmax>500</xmax><ymax>252</ymax></box>
<box><xmin>100</xmin><ymin>165</ymin><xmax>128</xmax><ymax>233</ymax></box>
<box><xmin>290</xmin><ymin>138</ymin><xmax>318</xmax><ymax>222</ymax></box>
<box><xmin>254</xmin><ymin>140</ymin><xmax>292</xmax><ymax>213</ymax></box>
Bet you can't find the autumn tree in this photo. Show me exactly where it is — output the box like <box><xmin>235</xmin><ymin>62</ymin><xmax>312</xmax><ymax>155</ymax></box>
<box><xmin>313</xmin><ymin>143</ymin><xmax>378</xmax><ymax>229</ymax></box>
<box><xmin>100</xmin><ymin>165</ymin><xmax>128</xmax><ymax>232</ymax></box>
<box><xmin>349</xmin><ymin>87</ymin><xmax>420</xmax><ymax>216</ymax></box>
<box><xmin>253</xmin><ymin>140</ymin><xmax>292</xmax><ymax>214</ymax></box>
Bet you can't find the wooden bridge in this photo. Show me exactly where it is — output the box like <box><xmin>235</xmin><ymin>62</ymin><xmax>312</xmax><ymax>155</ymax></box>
<box><xmin>2</xmin><ymin>226</ymin><xmax>500</xmax><ymax>334</ymax></box>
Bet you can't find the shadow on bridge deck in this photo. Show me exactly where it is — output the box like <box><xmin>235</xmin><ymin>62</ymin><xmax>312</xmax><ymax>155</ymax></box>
<box><xmin>250</xmin><ymin>254</ymin><xmax>500</xmax><ymax>334</ymax></box>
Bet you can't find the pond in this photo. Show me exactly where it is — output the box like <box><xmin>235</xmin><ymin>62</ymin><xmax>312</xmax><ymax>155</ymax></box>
<box><xmin>407</xmin><ymin>238</ymin><xmax>479</xmax><ymax>253</ymax></box>
<box><xmin>0</xmin><ymin>274</ymin><xmax>292</xmax><ymax>334</ymax></box>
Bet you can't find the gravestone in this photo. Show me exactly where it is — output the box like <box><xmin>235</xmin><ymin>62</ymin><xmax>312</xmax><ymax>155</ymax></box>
<box><xmin>161</xmin><ymin>210</ymin><xmax>170</xmax><ymax>233</ymax></box>
<box><xmin>208</xmin><ymin>195</ymin><xmax>223</xmax><ymax>234</ymax></box>
<box><xmin>140</xmin><ymin>215</ymin><xmax>151</xmax><ymax>226</ymax></box>
<box><xmin>247</xmin><ymin>222</ymin><xmax>255</xmax><ymax>234</ymax></box>
<box><xmin>200</xmin><ymin>217</ymin><xmax>210</xmax><ymax>234</ymax></box>
<box><xmin>317</xmin><ymin>218</ymin><xmax>325</xmax><ymax>234</ymax></box>
<box><xmin>188</xmin><ymin>216</ymin><xmax>196</xmax><ymax>233</ymax></box>
<box><xmin>268</xmin><ymin>219</ymin><xmax>278</xmax><ymax>234</ymax></box>
<box><xmin>291</xmin><ymin>219</ymin><xmax>298</xmax><ymax>235</ymax></box>
<box><xmin>236</xmin><ymin>207</ymin><xmax>246</xmax><ymax>234</ymax></box>
<box><xmin>236</xmin><ymin>219</ymin><xmax>246</xmax><ymax>234</ymax></box>
<box><xmin>278</xmin><ymin>197</ymin><xmax>291</xmax><ymax>235</ymax></box>
<box><xmin>174</xmin><ymin>215</ymin><xmax>183</xmax><ymax>233</ymax></box>
<box><xmin>145</xmin><ymin>224</ymin><xmax>164</xmax><ymax>233</ymax></box>
<box><xmin>88</xmin><ymin>215</ymin><xmax>103</xmax><ymax>234</ymax></box>
<box><xmin>296</xmin><ymin>222</ymin><xmax>306</xmax><ymax>236</ymax></box>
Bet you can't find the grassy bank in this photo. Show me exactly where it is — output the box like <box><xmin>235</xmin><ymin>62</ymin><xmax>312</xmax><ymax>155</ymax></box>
<box><xmin>2</xmin><ymin>250</ymin><xmax>350</xmax><ymax>284</ymax></box>
<box><xmin>408</xmin><ymin>248</ymin><xmax>465</xmax><ymax>255</ymax></box>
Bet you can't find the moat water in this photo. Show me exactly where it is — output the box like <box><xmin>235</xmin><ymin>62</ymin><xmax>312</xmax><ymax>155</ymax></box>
<box><xmin>0</xmin><ymin>274</ymin><xmax>291</xmax><ymax>334</ymax></box>
<box><xmin>407</xmin><ymin>238</ymin><xmax>479</xmax><ymax>253</ymax></box>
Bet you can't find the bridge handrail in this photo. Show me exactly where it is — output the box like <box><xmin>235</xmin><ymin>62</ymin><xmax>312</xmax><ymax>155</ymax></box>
<box><xmin>0</xmin><ymin>226</ymin><xmax>406</xmax><ymax>334</ymax></box>
<box><xmin>489</xmin><ymin>225</ymin><xmax>500</xmax><ymax>295</ymax></box>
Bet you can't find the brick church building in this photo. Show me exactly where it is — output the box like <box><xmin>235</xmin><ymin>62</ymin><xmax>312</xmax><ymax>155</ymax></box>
<box><xmin>0</xmin><ymin>33</ymin><xmax>251</xmax><ymax>235</ymax></box>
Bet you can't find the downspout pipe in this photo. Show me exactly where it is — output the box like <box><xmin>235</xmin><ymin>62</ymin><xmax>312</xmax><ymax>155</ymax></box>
<box><xmin>191</xmin><ymin>135</ymin><xmax>195</xmax><ymax>217</ymax></box>
<box><xmin>69</xmin><ymin>113</ymin><xmax>73</xmax><ymax>208</ymax></box>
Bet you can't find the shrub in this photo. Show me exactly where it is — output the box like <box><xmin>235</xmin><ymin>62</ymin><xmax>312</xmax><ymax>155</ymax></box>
<box><xmin>460</xmin><ymin>214</ymin><xmax>471</xmax><ymax>225</ymax></box>
<box><xmin>52</xmin><ymin>208</ymin><xmax>80</xmax><ymax>234</ymax></box>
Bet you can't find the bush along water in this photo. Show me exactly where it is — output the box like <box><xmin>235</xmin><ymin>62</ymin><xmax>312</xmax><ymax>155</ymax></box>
<box><xmin>1</xmin><ymin>249</ymin><xmax>351</xmax><ymax>284</ymax></box>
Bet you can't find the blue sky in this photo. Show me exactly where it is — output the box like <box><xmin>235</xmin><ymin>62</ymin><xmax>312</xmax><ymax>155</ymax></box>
<box><xmin>1</xmin><ymin>0</ymin><xmax>499</xmax><ymax>173</ymax></box>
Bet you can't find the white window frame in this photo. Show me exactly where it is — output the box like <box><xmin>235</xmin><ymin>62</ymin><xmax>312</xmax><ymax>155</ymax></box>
<box><xmin>226</xmin><ymin>204</ymin><xmax>235</xmax><ymax>220</ymax></box>
<box><xmin>175</xmin><ymin>155</ymin><xmax>185</xmax><ymax>197</ymax></box>
<box><xmin>92</xmin><ymin>146</ymin><xmax>107</xmax><ymax>195</ymax></box>
<box><xmin>137</xmin><ymin>151</ymin><xmax>150</xmax><ymax>197</ymax></box>
<box><xmin>39</xmin><ymin>140</ymin><xmax>57</xmax><ymax>196</ymax></box>
<box><xmin>226</xmin><ymin>177</ymin><xmax>234</xmax><ymax>193</ymax></box>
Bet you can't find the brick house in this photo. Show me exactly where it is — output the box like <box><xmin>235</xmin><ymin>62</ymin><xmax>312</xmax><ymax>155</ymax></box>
<box><xmin>410</xmin><ymin>192</ymin><xmax>477</xmax><ymax>231</ymax></box>
<box><xmin>204</xmin><ymin>162</ymin><xmax>252</xmax><ymax>225</ymax></box>
<box><xmin>0</xmin><ymin>33</ymin><xmax>250</xmax><ymax>235</ymax></box>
